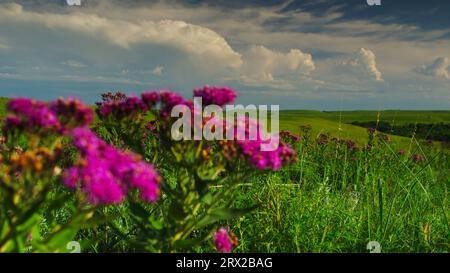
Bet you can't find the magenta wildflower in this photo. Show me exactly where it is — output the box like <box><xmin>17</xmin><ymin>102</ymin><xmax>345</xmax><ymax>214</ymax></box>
<box><xmin>159</xmin><ymin>90</ymin><xmax>189</xmax><ymax>118</ymax></box>
<box><xmin>127</xmin><ymin>161</ymin><xmax>161</xmax><ymax>202</ymax></box>
<box><xmin>121</xmin><ymin>96</ymin><xmax>147</xmax><ymax>113</ymax></box>
<box><xmin>345</xmin><ymin>140</ymin><xmax>358</xmax><ymax>151</ymax></box>
<box><xmin>239</xmin><ymin>138</ymin><xmax>296</xmax><ymax>171</ymax></box>
<box><xmin>193</xmin><ymin>86</ymin><xmax>237</xmax><ymax>106</ymax></box>
<box><xmin>101</xmin><ymin>91</ymin><xmax>127</xmax><ymax>103</ymax></box>
<box><xmin>410</xmin><ymin>154</ymin><xmax>425</xmax><ymax>163</ymax></box>
<box><xmin>145</xmin><ymin>120</ymin><xmax>158</xmax><ymax>132</ymax></box>
<box><xmin>71</xmin><ymin>128</ymin><xmax>105</xmax><ymax>156</ymax></box>
<box><xmin>221</xmin><ymin>116</ymin><xmax>297</xmax><ymax>171</ymax></box>
<box><xmin>62</xmin><ymin>167</ymin><xmax>80</xmax><ymax>189</ymax></box>
<box><xmin>4</xmin><ymin>98</ymin><xmax>59</xmax><ymax>132</ymax></box>
<box><xmin>213</xmin><ymin>227</ymin><xmax>237</xmax><ymax>253</ymax></box>
<box><xmin>85</xmin><ymin>175</ymin><xmax>125</xmax><ymax>205</ymax></box>
<box><xmin>398</xmin><ymin>149</ymin><xmax>406</xmax><ymax>155</ymax></box>
<box><xmin>97</xmin><ymin>95</ymin><xmax>147</xmax><ymax>119</ymax></box>
<box><xmin>141</xmin><ymin>92</ymin><xmax>160</xmax><ymax>108</ymax></box>
<box><xmin>318</xmin><ymin>133</ymin><xmax>329</xmax><ymax>145</ymax></box>
<box><xmin>78</xmin><ymin>156</ymin><xmax>125</xmax><ymax>205</ymax></box>
<box><xmin>4</xmin><ymin>115</ymin><xmax>22</xmax><ymax>130</ymax></box>
<box><xmin>280</xmin><ymin>130</ymin><xmax>301</xmax><ymax>142</ymax></box>
<box><xmin>49</xmin><ymin>98</ymin><xmax>93</xmax><ymax>132</ymax></box>
<box><xmin>144</xmin><ymin>120</ymin><xmax>159</xmax><ymax>140</ymax></box>
<box><xmin>63</xmin><ymin>128</ymin><xmax>162</xmax><ymax>205</ymax></box>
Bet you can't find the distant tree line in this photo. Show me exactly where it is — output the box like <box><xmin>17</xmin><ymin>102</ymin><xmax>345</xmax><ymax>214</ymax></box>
<box><xmin>351</xmin><ymin>121</ymin><xmax>450</xmax><ymax>142</ymax></box>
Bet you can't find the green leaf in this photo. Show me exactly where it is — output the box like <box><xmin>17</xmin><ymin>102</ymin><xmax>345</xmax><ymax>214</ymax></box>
<box><xmin>149</xmin><ymin>216</ymin><xmax>163</xmax><ymax>230</ymax></box>
<box><xmin>201</xmin><ymin>192</ymin><xmax>214</xmax><ymax>205</ymax></box>
<box><xmin>0</xmin><ymin>239</ymin><xmax>15</xmax><ymax>253</ymax></box>
<box><xmin>31</xmin><ymin>224</ymin><xmax>42</xmax><ymax>243</ymax></box>
<box><xmin>16</xmin><ymin>213</ymin><xmax>42</xmax><ymax>234</ymax></box>
<box><xmin>196</xmin><ymin>165</ymin><xmax>224</xmax><ymax>181</ymax></box>
<box><xmin>0</xmin><ymin>220</ymin><xmax>10</xmax><ymax>239</ymax></box>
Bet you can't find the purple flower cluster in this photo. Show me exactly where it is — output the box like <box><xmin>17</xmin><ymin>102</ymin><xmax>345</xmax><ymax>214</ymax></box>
<box><xmin>159</xmin><ymin>90</ymin><xmax>191</xmax><ymax>118</ymax></box>
<box><xmin>101</xmin><ymin>91</ymin><xmax>127</xmax><ymax>102</ymax></box>
<box><xmin>318</xmin><ymin>133</ymin><xmax>329</xmax><ymax>145</ymax></box>
<box><xmin>101</xmin><ymin>90</ymin><xmax>191</xmax><ymax>119</ymax></box>
<box><xmin>96</xmin><ymin>86</ymin><xmax>235</xmax><ymax>121</ymax></box>
<box><xmin>410</xmin><ymin>154</ymin><xmax>425</xmax><ymax>163</ymax></box>
<box><xmin>145</xmin><ymin>120</ymin><xmax>158</xmax><ymax>133</ymax></box>
<box><xmin>5</xmin><ymin>96</ymin><xmax>162</xmax><ymax>206</ymax></box>
<box><xmin>223</xmin><ymin>117</ymin><xmax>297</xmax><ymax>171</ymax></box>
<box><xmin>49</xmin><ymin>98</ymin><xmax>93</xmax><ymax>132</ymax></box>
<box><xmin>97</xmin><ymin>96</ymin><xmax>147</xmax><ymax>119</ymax></box>
<box><xmin>64</xmin><ymin>128</ymin><xmax>161</xmax><ymax>205</ymax></box>
<box><xmin>368</xmin><ymin>128</ymin><xmax>376</xmax><ymax>135</ymax></box>
<box><xmin>193</xmin><ymin>86</ymin><xmax>237</xmax><ymax>106</ymax></box>
<box><xmin>141</xmin><ymin>92</ymin><xmax>160</xmax><ymax>108</ymax></box>
<box><xmin>345</xmin><ymin>139</ymin><xmax>358</xmax><ymax>151</ymax></box>
<box><xmin>239</xmin><ymin>138</ymin><xmax>296</xmax><ymax>171</ymax></box>
<box><xmin>4</xmin><ymin>98</ymin><xmax>59</xmax><ymax>132</ymax></box>
<box><xmin>4</xmin><ymin>98</ymin><xmax>95</xmax><ymax>134</ymax></box>
<box><xmin>280</xmin><ymin>130</ymin><xmax>301</xmax><ymax>142</ymax></box>
<box><xmin>213</xmin><ymin>227</ymin><xmax>237</xmax><ymax>253</ymax></box>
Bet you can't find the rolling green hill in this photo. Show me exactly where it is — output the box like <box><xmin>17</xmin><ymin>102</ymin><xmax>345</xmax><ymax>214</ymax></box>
<box><xmin>278</xmin><ymin>110</ymin><xmax>450</xmax><ymax>148</ymax></box>
<box><xmin>278</xmin><ymin>114</ymin><xmax>412</xmax><ymax>148</ymax></box>
<box><xmin>281</xmin><ymin>110</ymin><xmax>450</xmax><ymax>125</ymax></box>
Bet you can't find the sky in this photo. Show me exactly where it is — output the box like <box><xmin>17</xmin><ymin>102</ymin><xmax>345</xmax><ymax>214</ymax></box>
<box><xmin>0</xmin><ymin>0</ymin><xmax>449</xmax><ymax>110</ymax></box>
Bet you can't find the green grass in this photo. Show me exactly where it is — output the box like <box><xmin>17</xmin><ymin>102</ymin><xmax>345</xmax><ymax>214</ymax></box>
<box><xmin>0</xmin><ymin>97</ymin><xmax>7</xmax><ymax>118</ymax></box>
<box><xmin>229</xmin><ymin>137</ymin><xmax>449</xmax><ymax>252</ymax></box>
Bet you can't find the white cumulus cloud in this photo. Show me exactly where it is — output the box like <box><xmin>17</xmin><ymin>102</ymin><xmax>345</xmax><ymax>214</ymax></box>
<box><xmin>418</xmin><ymin>57</ymin><xmax>450</xmax><ymax>79</ymax></box>
<box><xmin>344</xmin><ymin>48</ymin><xmax>383</xmax><ymax>82</ymax></box>
<box><xmin>241</xmin><ymin>45</ymin><xmax>315</xmax><ymax>82</ymax></box>
<box><xmin>0</xmin><ymin>3</ymin><xmax>242</xmax><ymax>69</ymax></box>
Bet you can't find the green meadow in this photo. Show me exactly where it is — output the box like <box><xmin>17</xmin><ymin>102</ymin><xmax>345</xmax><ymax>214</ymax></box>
<box><xmin>1</xmin><ymin>96</ymin><xmax>449</xmax><ymax>252</ymax></box>
<box><xmin>277</xmin><ymin>111</ymin><xmax>448</xmax><ymax>149</ymax></box>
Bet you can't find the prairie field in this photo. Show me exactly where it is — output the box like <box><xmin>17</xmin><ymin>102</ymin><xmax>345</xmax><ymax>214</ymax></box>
<box><xmin>0</xmin><ymin>95</ymin><xmax>449</xmax><ymax>253</ymax></box>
